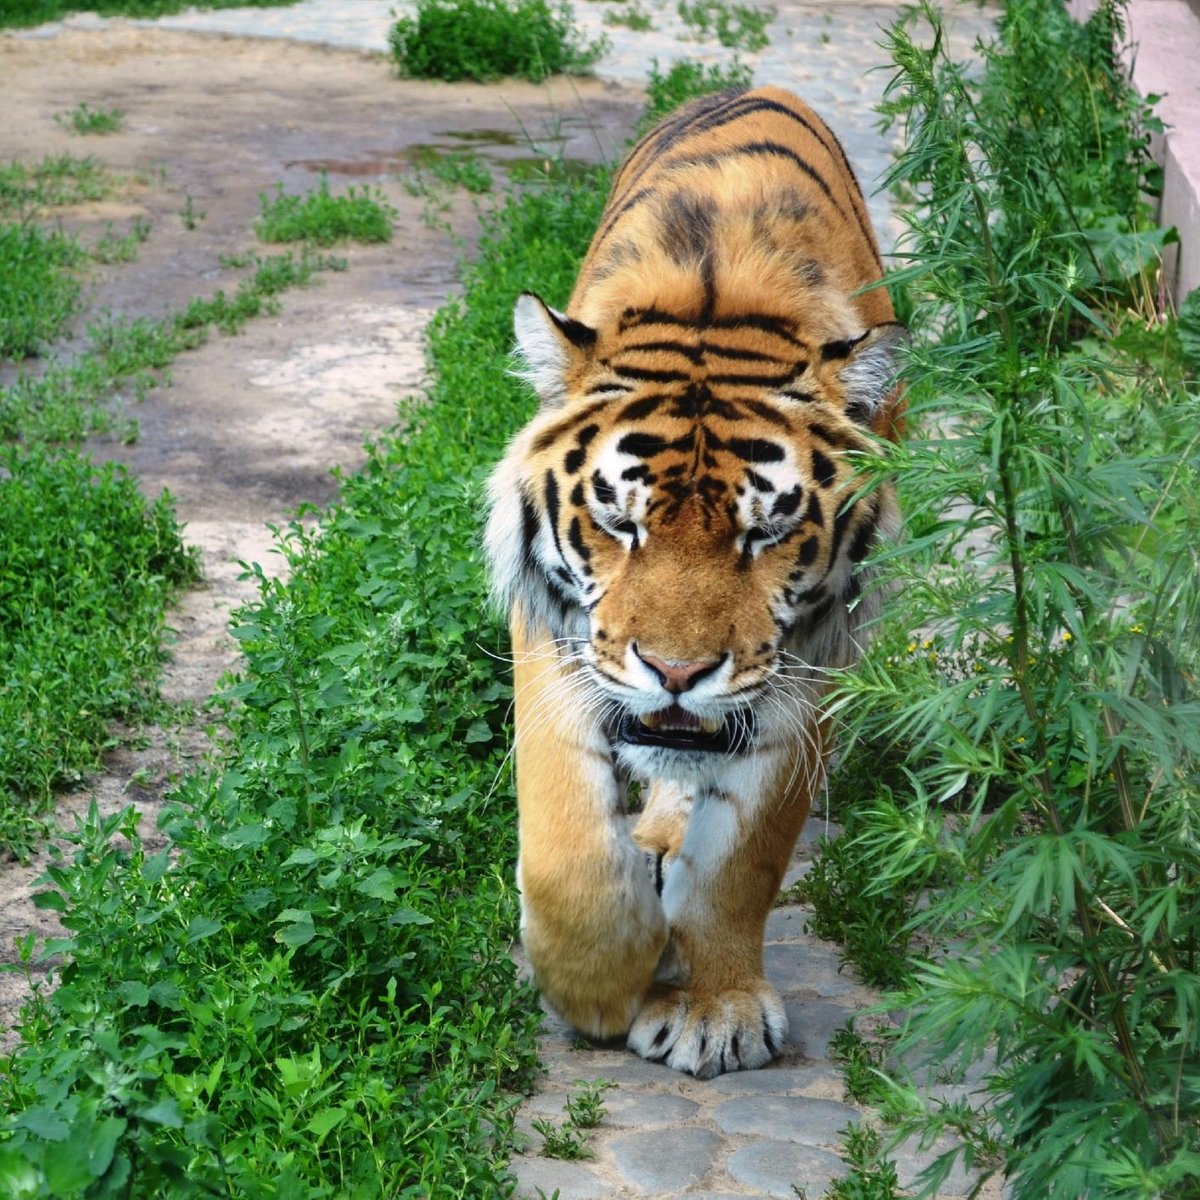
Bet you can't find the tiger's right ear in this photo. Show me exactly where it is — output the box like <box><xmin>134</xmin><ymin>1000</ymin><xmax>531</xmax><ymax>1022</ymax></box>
<box><xmin>512</xmin><ymin>292</ymin><xmax>597</xmax><ymax>409</ymax></box>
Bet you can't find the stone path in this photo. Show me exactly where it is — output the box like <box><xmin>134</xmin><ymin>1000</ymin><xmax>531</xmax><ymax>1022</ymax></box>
<box><xmin>13</xmin><ymin>2</ymin><xmax>1001</xmax><ymax>1195</ymax></box>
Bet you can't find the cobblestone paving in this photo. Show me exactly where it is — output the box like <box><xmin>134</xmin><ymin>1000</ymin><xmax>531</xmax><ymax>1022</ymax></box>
<box><xmin>14</xmin><ymin>3</ymin><xmax>1001</xmax><ymax>1194</ymax></box>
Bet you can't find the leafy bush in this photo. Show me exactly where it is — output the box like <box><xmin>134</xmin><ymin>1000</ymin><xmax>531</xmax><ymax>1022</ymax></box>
<box><xmin>388</xmin><ymin>0</ymin><xmax>606</xmax><ymax>83</ymax></box>
<box><xmin>817</xmin><ymin>2</ymin><xmax>1200</xmax><ymax>1196</ymax></box>
<box><xmin>0</xmin><ymin>224</ymin><xmax>84</xmax><ymax>360</ymax></box>
<box><xmin>54</xmin><ymin>103</ymin><xmax>126</xmax><ymax>136</ymax></box>
<box><xmin>254</xmin><ymin>178</ymin><xmax>395</xmax><ymax>246</ymax></box>
<box><xmin>0</xmin><ymin>0</ymin><xmax>298</xmax><ymax>29</ymax></box>
<box><xmin>0</xmin><ymin>447</ymin><xmax>199</xmax><ymax>855</ymax></box>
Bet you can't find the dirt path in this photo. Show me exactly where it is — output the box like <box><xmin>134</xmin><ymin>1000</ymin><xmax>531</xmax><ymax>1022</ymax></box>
<box><xmin>0</xmin><ymin>24</ymin><xmax>643</xmax><ymax>1040</ymax></box>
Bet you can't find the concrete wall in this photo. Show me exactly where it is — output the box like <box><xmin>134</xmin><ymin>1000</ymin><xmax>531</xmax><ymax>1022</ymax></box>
<box><xmin>1066</xmin><ymin>0</ymin><xmax>1200</xmax><ymax>301</ymax></box>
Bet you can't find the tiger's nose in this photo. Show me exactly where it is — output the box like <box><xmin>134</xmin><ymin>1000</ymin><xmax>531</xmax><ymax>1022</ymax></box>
<box><xmin>633</xmin><ymin>646</ymin><xmax>724</xmax><ymax>694</ymax></box>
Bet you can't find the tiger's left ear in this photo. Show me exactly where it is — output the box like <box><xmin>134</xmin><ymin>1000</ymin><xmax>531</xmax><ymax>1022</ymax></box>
<box><xmin>512</xmin><ymin>292</ymin><xmax>598</xmax><ymax>409</ymax></box>
<box><xmin>829</xmin><ymin>321</ymin><xmax>909</xmax><ymax>431</ymax></box>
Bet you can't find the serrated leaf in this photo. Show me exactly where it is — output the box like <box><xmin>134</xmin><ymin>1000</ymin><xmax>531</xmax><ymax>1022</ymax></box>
<box><xmin>464</xmin><ymin>719</ymin><xmax>492</xmax><ymax>744</ymax></box>
<box><xmin>135</xmin><ymin>1098</ymin><xmax>184</xmax><ymax>1129</ymax></box>
<box><xmin>354</xmin><ymin>868</ymin><xmax>397</xmax><ymax>901</ymax></box>
<box><xmin>31</xmin><ymin>890</ymin><xmax>67</xmax><ymax>912</ymax></box>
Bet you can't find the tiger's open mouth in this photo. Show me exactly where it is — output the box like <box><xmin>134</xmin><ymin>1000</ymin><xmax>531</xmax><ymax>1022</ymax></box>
<box><xmin>616</xmin><ymin>704</ymin><xmax>755</xmax><ymax>754</ymax></box>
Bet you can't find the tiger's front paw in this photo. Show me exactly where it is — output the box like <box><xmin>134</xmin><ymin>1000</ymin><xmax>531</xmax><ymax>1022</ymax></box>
<box><xmin>627</xmin><ymin>980</ymin><xmax>787</xmax><ymax>1079</ymax></box>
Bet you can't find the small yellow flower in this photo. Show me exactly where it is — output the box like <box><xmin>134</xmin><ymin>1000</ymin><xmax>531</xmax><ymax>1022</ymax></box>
<box><xmin>1129</xmin><ymin>623</ymin><xmax>1145</xmax><ymax>635</ymax></box>
<box><xmin>1016</xmin><ymin>736</ymin><xmax>1025</xmax><ymax>744</ymax></box>
<box><xmin>906</xmin><ymin>642</ymin><xmax>917</xmax><ymax>654</ymax></box>
<box><xmin>921</xmin><ymin>639</ymin><xmax>933</xmax><ymax>650</ymax></box>
<box><xmin>1061</xmin><ymin>631</ymin><xmax>1073</xmax><ymax>643</ymax></box>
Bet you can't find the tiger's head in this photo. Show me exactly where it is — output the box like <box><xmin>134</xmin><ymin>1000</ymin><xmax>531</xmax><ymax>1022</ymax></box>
<box><xmin>487</xmin><ymin>292</ymin><xmax>904</xmax><ymax>778</ymax></box>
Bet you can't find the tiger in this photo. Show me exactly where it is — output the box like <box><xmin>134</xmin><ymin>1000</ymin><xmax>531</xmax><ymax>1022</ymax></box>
<box><xmin>484</xmin><ymin>85</ymin><xmax>906</xmax><ymax>1079</ymax></box>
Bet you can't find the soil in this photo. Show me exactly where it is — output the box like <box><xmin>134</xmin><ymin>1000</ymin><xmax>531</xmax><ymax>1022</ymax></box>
<box><xmin>0</xmin><ymin>24</ymin><xmax>644</xmax><ymax>1043</ymax></box>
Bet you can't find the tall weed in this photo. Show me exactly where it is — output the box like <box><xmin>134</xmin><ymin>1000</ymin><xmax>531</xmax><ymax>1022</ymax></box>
<box><xmin>821</xmin><ymin>2</ymin><xmax>1200</xmax><ymax>1196</ymax></box>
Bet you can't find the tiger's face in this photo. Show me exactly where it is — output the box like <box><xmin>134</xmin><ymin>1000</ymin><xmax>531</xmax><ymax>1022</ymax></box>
<box><xmin>488</xmin><ymin>296</ymin><xmax>901</xmax><ymax>778</ymax></box>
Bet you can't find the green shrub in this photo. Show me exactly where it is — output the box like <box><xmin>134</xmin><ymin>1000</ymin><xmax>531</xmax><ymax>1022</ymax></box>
<box><xmin>388</xmin><ymin>0</ymin><xmax>606</xmax><ymax>83</ymax></box>
<box><xmin>818</xmin><ymin>2</ymin><xmax>1200</xmax><ymax>1196</ymax></box>
<box><xmin>0</xmin><ymin>0</ymin><xmax>298</xmax><ymax>28</ymax></box>
<box><xmin>677</xmin><ymin>0</ymin><xmax>774</xmax><ymax>51</ymax></box>
<box><xmin>0</xmin><ymin>446</ymin><xmax>199</xmax><ymax>855</ymax></box>
<box><xmin>0</xmin><ymin>157</ymin><xmax>110</xmax><ymax>218</ymax></box>
<box><xmin>0</xmin><ymin>224</ymin><xmax>84</xmax><ymax>360</ymax></box>
<box><xmin>254</xmin><ymin>178</ymin><xmax>395</xmax><ymax>246</ymax></box>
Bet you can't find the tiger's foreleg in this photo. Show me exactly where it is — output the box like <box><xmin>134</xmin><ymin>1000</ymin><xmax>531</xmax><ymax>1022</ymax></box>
<box><xmin>627</xmin><ymin>743</ymin><xmax>819</xmax><ymax>1078</ymax></box>
<box><xmin>512</xmin><ymin>616</ymin><xmax>669</xmax><ymax>1039</ymax></box>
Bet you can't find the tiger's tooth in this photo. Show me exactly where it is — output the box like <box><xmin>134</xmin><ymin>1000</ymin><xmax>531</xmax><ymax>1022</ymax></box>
<box><xmin>699</xmin><ymin>716</ymin><xmax>721</xmax><ymax>734</ymax></box>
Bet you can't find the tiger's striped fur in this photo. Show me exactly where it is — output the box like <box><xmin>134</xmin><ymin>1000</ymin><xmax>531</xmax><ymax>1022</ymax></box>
<box><xmin>485</xmin><ymin>86</ymin><xmax>905</xmax><ymax>1078</ymax></box>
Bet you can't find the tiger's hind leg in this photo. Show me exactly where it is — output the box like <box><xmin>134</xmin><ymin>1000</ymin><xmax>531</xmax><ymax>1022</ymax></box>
<box><xmin>512</xmin><ymin>614</ymin><xmax>668</xmax><ymax>1039</ymax></box>
<box><xmin>627</xmin><ymin>742</ymin><xmax>819</xmax><ymax>1078</ymax></box>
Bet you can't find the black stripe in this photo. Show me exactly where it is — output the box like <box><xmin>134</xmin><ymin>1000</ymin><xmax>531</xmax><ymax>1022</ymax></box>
<box><xmin>617</xmin><ymin>395</ymin><xmax>667</xmax><ymax>422</ymax></box>
<box><xmin>708</xmin><ymin>370</ymin><xmax>799</xmax><ymax>388</ymax></box>
<box><xmin>811</xmin><ymin>448</ymin><xmax>837</xmax><ymax>487</ymax></box>
<box><xmin>742</xmin><ymin>399</ymin><xmax>791</xmax><ymax>427</ymax></box>
<box><xmin>544</xmin><ymin>470</ymin><xmax>564</xmax><ymax>562</ymax></box>
<box><xmin>624</xmin><ymin>340</ymin><xmax>704</xmax><ymax>363</ymax></box>
<box><xmin>726</xmin><ymin>437</ymin><xmax>785</xmax><ymax>464</ymax></box>
<box><xmin>666</xmin><ymin>140</ymin><xmax>844</xmax><ymax>220</ymax></box>
<box><xmin>703</xmin><ymin>342</ymin><xmax>786</xmax><ymax>363</ymax></box>
<box><xmin>591</xmin><ymin>470</ymin><xmax>617</xmax><ymax>506</ymax></box>
<box><xmin>532</xmin><ymin>400</ymin><xmax>611</xmax><ymax>452</ymax></box>
<box><xmin>615</xmin><ymin>365</ymin><xmax>693</xmax><ymax>383</ymax></box>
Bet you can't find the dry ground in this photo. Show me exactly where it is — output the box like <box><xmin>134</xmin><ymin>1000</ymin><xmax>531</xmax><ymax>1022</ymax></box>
<box><xmin>0</xmin><ymin>24</ymin><xmax>643</xmax><ymax>1041</ymax></box>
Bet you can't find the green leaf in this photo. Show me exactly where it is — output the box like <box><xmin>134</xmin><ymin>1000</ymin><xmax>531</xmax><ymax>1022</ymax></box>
<box><xmin>186</xmin><ymin>917</ymin><xmax>222</xmax><ymax>944</ymax></box>
<box><xmin>134</xmin><ymin>1099</ymin><xmax>184</xmax><ymax>1129</ymax></box>
<box><xmin>306</xmin><ymin>1107</ymin><xmax>348</xmax><ymax>1138</ymax></box>
<box><xmin>117</xmin><ymin>980</ymin><xmax>150</xmax><ymax>1007</ymax></box>
<box><xmin>1179</xmin><ymin>286</ymin><xmax>1200</xmax><ymax>371</ymax></box>
<box><xmin>464</xmin><ymin>719</ymin><xmax>493</xmax><ymax>744</ymax></box>
<box><xmin>390</xmin><ymin>907</ymin><xmax>433</xmax><ymax>927</ymax></box>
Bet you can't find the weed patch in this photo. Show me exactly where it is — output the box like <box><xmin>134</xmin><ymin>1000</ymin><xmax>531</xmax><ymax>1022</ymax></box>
<box><xmin>389</xmin><ymin>0</ymin><xmax>606</xmax><ymax>82</ymax></box>
<box><xmin>55</xmin><ymin>102</ymin><xmax>125</xmax><ymax>136</ymax></box>
<box><xmin>0</xmin><ymin>224</ymin><xmax>85</xmax><ymax>360</ymax></box>
<box><xmin>0</xmin><ymin>446</ymin><xmax>199</xmax><ymax>856</ymax></box>
<box><xmin>815</xmin><ymin>2</ymin><xmax>1200</xmax><ymax>1196</ymax></box>
<box><xmin>0</xmin><ymin>0</ymin><xmax>299</xmax><ymax>29</ymax></box>
<box><xmin>636</xmin><ymin>58</ymin><xmax>755</xmax><ymax>136</ymax></box>
<box><xmin>0</xmin><ymin>156</ymin><xmax>111</xmax><ymax>219</ymax></box>
<box><xmin>677</xmin><ymin>0</ymin><xmax>774</xmax><ymax>51</ymax></box>
<box><xmin>255</xmin><ymin>177</ymin><xmax>395</xmax><ymax>246</ymax></box>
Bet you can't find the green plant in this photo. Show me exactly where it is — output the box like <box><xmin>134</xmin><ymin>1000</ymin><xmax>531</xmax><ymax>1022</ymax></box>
<box><xmin>531</xmin><ymin>1080</ymin><xmax>613</xmax><ymax>1158</ymax></box>
<box><xmin>405</xmin><ymin>148</ymin><xmax>495</xmax><ymax>197</ymax></box>
<box><xmin>821</xmin><ymin>1124</ymin><xmax>906</xmax><ymax>1200</ymax></box>
<box><xmin>255</xmin><ymin>177</ymin><xmax>395</xmax><ymax>245</ymax></box>
<box><xmin>179</xmin><ymin>192</ymin><xmax>205</xmax><ymax>230</ymax></box>
<box><xmin>819</xmin><ymin>3</ymin><xmax>1200</xmax><ymax>1197</ymax></box>
<box><xmin>829</xmin><ymin>1025</ymin><xmax>895</xmax><ymax>1108</ymax></box>
<box><xmin>55</xmin><ymin>101</ymin><xmax>125</xmax><ymax>135</ymax></box>
<box><xmin>388</xmin><ymin>0</ymin><xmax>607</xmax><ymax>83</ymax></box>
<box><xmin>90</xmin><ymin>217</ymin><xmax>152</xmax><ymax>263</ymax></box>
<box><xmin>0</xmin><ymin>0</ymin><xmax>299</xmax><ymax>28</ymax></box>
<box><xmin>0</xmin><ymin>446</ymin><xmax>199</xmax><ymax>855</ymax></box>
<box><xmin>677</xmin><ymin>0</ymin><xmax>774</xmax><ymax>51</ymax></box>
<box><xmin>604</xmin><ymin>1</ymin><xmax>653</xmax><ymax>31</ymax></box>
<box><xmin>0</xmin><ymin>224</ymin><xmax>84</xmax><ymax>360</ymax></box>
<box><xmin>0</xmin><ymin>155</ymin><xmax>110</xmax><ymax>218</ymax></box>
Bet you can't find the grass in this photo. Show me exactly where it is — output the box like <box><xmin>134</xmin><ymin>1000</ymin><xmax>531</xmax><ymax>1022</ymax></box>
<box><xmin>55</xmin><ymin>103</ymin><xmax>126</xmax><ymax>136</ymax></box>
<box><xmin>0</xmin><ymin>156</ymin><xmax>111</xmax><ymax>219</ymax></box>
<box><xmin>389</xmin><ymin>0</ymin><xmax>607</xmax><ymax>83</ymax></box>
<box><xmin>0</xmin><ymin>224</ymin><xmax>85</xmax><ymax>360</ymax></box>
<box><xmin>255</xmin><ymin>178</ymin><xmax>395</xmax><ymax>246</ymax></box>
<box><xmin>0</xmin><ymin>0</ymin><xmax>299</xmax><ymax>28</ymax></box>
<box><xmin>677</xmin><ymin>0</ymin><xmax>774</xmax><ymax>51</ymax></box>
<box><xmin>0</xmin><ymin>446</ymin><xmax>200</xmax><ymax>857</ymax></box>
